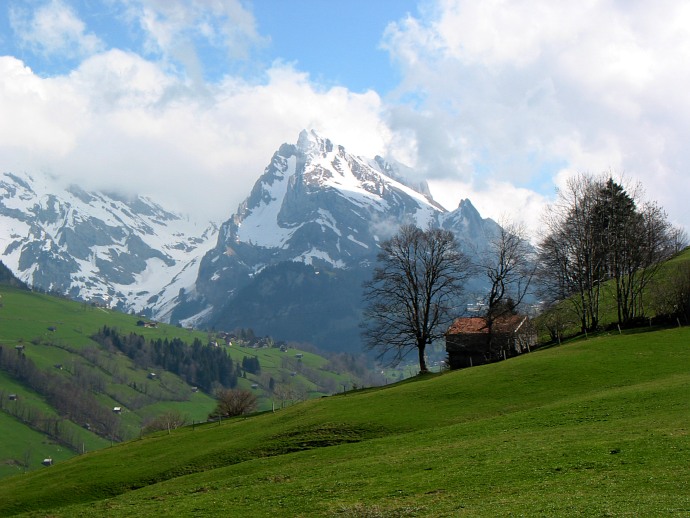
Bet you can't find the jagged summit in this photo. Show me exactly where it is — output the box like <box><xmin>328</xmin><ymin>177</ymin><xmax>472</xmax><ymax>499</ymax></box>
<box><xmin>458</xmin><ymin>198</ymin><xmax>472</xmax><ymax>209</ymax></box>
<box><xmin>296</xmin><ymin>129</ymin><xmax>328</xmax><ymax>154</ymax></box>
<box><xmin>176</xmin><ymin>130</ymin><xmax>500</xmax><ymax>350</ymax></box>
<box><xmin>0</xmin><ymin>130</ymin><xmax>500</xmax><ymax>352</ymax></box>
<box><xmin>216</xmin><ymin>130</ymin><xmax>451</xmax><ymax>267</ymax></box>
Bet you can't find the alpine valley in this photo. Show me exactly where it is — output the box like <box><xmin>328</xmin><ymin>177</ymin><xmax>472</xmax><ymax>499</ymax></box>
<box><xmin>0</xmin><ymin>130</ymin><xmax>500</xmax><ymax>353</ymax></box>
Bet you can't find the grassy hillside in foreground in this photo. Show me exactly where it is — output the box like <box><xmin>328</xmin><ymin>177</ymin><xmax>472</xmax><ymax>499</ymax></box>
<box><xmin>0</xmin><ymin>326</ymin><xmax>688</xmax><ymax>516</ymax></box>
<box><xmin>0</xmin><ymin>286</ymin><xmax>376</xmax><ymax>477</ymax></box>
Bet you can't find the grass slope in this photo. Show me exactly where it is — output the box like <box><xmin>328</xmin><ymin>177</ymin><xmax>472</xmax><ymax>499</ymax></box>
<box><xmin>0</xmin><ymin>326</ymin><xmax>687</xmax><ymax>516</ymax></box>
<box><xmin>0</xmin><ymin>369</ymin><xmax>111</xmax><ymax>479</ymax></box>
<box><xmin>0</xmin><ymin>287</ymin><xmax>364</xmax><ymax>476</ymax></box>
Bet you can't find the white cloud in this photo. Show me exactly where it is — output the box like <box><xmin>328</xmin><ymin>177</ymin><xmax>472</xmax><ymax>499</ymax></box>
<box><xmin>3</xmin><ymin>0</ymin><xmax>690</xmax><ymax>236</ymax></box>
<box><xmin>9</xmin><ymin>0</ymin><xmax>103</xmax><ymax>59</ymax></box>
<box><xmin>0</xmin><ymin>57</ymin><xmax>86</xmax><ymax>159</ymax></box>
<box><xmin>382</xmin><ymin>0</ymin><xmax>690</xmax><ymax>231</ymax></box>
<box><xmin>0</xmin><ymin>52</ymin><xmax>391</xmax><ymax>222</ymax></box>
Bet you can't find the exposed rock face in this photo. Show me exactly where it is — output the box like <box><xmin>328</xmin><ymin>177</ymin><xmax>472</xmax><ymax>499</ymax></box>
<box><xmin>175</xmin><ymin>130</ymin><xmax>500</xmax><ymax>351</ymax></box>
<box><xmin>0</xmin><ymin>172</ymin><xmax>217</xmax><ymax>317</ymax></box>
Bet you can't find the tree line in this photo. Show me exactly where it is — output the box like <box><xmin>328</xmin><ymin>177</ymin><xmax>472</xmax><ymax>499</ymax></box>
<box><xmin>92</xmin><ymin>327</ymin><xmax>238</xmax><ymax>393</ymax></box>
<box><xmin>361</xmin><ymin>173</ymin><xmax>685</xmax><ymax>372</ymax></box>
<box><xmin>537</xmin><ymin>174</ymin><xmax>684</xmax><ymax>333</ymax></box>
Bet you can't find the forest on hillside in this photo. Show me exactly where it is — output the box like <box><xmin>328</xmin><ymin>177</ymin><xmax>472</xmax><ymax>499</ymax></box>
<box><xmin>92</xmin><ymin>327</ymin><xmax>238</xmax><ymax>393</ymax></box>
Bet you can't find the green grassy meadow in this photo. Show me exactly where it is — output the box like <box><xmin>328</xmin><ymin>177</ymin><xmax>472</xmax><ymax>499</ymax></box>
<box><xmin>0</xmin><ymin>286</ymin><xmax>366</xmax><ymax>475</ymax></box>
<box><xmin>0</xmin><ymin>325</ymin><xmax>687</xmax><ymax>516</ymax></box>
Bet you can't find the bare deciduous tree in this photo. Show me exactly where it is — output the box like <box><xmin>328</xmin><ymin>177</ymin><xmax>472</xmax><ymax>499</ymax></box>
<box><xmin>142</xmin><ymin>410</ymin><xmax>188</xmax><ymax>435</ymax></box>
<box><xmin>539</xmin><ymin>302</ymin><xmax>575</xmax><ymax>344</ymax></box>
<box><xmin>539</xmin><ymin>173</ymin><xmax>604</xmax><ymax>333</ymax></box>
<box><xmin>613</xmin><ymin>199</ymin><xmax>672</xmax><ymax>323</ymax></box>
<box><xmin>361</xmin><ymin>224</ymin><xmax>472</xmax><ymax>373</ymax></box>
<box><xmin>478</xmin><ymin>220</ymin><xmax>535</xmax><ymax>348</ymax></box>
<box><xmin>667</xmin><ymin>226</ymin><xmax>689</xmax><ymax>255</ymax></box>
<box><xmin>538</xmin><ymin>173</ymin><xmax>675</xmax><ymax>331</ymax></box>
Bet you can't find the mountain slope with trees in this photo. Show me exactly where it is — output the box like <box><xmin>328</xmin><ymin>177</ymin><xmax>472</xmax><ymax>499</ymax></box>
<box><xmin>537</xmin><ymin>174</ymin><xmax>684</xmax><ymax>334</ymax></box>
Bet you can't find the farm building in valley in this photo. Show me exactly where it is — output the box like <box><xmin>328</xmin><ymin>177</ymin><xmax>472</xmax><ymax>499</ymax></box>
<box><xmin>445</xmin><ymin>314</ymin><xmax>536</xmax><ymax>369</ymax></box>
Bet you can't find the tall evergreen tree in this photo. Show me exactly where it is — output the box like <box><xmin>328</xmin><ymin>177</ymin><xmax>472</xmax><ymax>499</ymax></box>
<box><xmin>538</xmin><ymin>174</ymin><xmax>674</xmax><ymax>331</ymax></box>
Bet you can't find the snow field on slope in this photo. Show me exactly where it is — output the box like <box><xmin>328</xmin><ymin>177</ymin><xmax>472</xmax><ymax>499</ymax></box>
<box><xmin>0</xmin><ymin>172</ymin><xmax>218</xmax><ymax>317</ymax></box>
<box><xmin>235</xmin><ymin>156</ymin><xmax>298</xmax><ymax>248</ymax></box>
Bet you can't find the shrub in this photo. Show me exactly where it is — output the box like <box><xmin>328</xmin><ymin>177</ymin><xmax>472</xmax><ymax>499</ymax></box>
<box><xmin>649</xmin><ymin>262</ymin><xmax>690</xmax><ymax>323</ymax></box>
<box><xmin>209</xmin><ymin>388</ymin><xmax>257</xmax><ymax>418</ymax></box>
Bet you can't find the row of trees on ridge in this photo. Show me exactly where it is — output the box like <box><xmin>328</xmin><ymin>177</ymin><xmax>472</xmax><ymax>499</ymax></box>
<box><xmin>362</xmin><ymin>173</ymin><xmax>685</xmax><ymax>372</ymax></box>
<box><xmin>537</xmin><ymin>174</ymin><xmax>684</xmax><ymax>332</ymax></box>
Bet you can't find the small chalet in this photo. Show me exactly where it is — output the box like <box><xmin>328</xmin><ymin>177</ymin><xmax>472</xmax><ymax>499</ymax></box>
<box><xmin>42</xmin><ymin>458</ymin><xmax>53</xmax><ymax>467</ymax></box>
<box><xmin>446</xmin><ymin>314</ymin><xmax>536</xmax><ymax>370</ymax></box>
<box><xmin>136</xmin><ymin>320</ymin><xmax>158</xmax><ymax>328</ymax></box>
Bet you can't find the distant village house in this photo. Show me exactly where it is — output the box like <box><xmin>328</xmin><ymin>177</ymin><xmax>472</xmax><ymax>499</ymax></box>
<box><xmin>136</xmin><ymin>320</ymin><xmax>158</xmax><ymax>328</ymax></box>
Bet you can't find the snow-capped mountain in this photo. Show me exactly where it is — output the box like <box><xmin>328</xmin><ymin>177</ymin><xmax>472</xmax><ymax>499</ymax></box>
<box><xmin>0</xmin><ymin>172</ymin><xmax>217</xmax><ymax>318</ymax></box>
<box><xmin>173</xmin><ymin>130</ymin><xmax>500</xmax><ymax>351</ymax></box>
<box><xmin>0</xmin><ymin>130</ymin><xmax>501</xmax><ymax>352</ymax></box>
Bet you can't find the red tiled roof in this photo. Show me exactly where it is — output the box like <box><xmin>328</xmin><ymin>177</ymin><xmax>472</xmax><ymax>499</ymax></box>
<box><xmin>447</xmin><ymin>317</ymin><xmax>488</xmax><ymax>334</ymax></box>
<box><xmin>447</xmin><ymin>314</ymin><xmax>527</xmax><ymax>335</ymax></box>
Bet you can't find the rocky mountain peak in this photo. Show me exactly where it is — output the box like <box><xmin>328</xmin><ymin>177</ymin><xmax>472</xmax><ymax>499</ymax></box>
<box><xmin>296</xmin><ymin>129</ymin><xmax>333</xmax><ymax>155</ymax></box>
<box><xmin>178</xmin><ymin>131</ymin><xmax>500</xmax><ymax>350</ymax></box>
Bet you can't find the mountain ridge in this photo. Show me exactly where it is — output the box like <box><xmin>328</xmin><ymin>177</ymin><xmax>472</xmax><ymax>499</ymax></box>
<box><xmin>0</xmin><ymin>129</ymin><xmax>499</xmax><ymax>351</ymax></box>
<box><xmin>0</xmin><ymin>171</ymin><xmax>218</xmax><ymax>318</ymax></box>
<box><xmin>174</xmin><ymin>129</ymin><xmax>500</xmax><ymax>349</ymax></box>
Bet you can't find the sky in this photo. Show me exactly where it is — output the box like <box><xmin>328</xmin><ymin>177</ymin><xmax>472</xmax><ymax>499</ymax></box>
<box><xmin>1</xmin><ymin>0</ymin><xmax>689</xmax><ymax>237</ymax></box>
